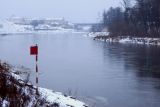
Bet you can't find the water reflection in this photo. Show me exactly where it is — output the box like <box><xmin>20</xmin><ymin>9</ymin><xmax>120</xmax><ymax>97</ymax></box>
<box><xmin>0</xmin><ymin>33</ymin><xmax>160</xmax><ymax>107</ymax></box>
<box><xmin>102</xmin><ymin>42</ymin><xmax>160</xmax><ymax>107</ymax></box>
<box><xmin>103</xmin><ymin>43</ymin><xmax>160</xmax><ymax>78</ymax></box>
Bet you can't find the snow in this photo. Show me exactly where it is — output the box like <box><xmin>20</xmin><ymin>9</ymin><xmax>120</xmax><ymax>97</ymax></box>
<box><xmin>4</xmin><ymin>65</ymin><xmax>88</xmax><ymax>107</ymax></box>
<box><xmin>0</xmin><ymin>18</ymin><xmax>75</xmax><ymax>34</ymax></box>
<box><xmin>0</xmin><ymin>20</ymin><xmax>33</xmax><ymax>34</ymax></box>
<box><xmin>118</xmin><ymin>37</ymin><xmax>160</xmax><ymax>45</ymax></box>
<box><xmin>10</xmin><ymin>72</ymin><xmax>22</xmax><ymax>80</ymax></box>
<box><xmin>2</xmin><ymin>100</ymin><xmax>9</xmax><ymax>107</ymax></box>
<box><xmin>119</xmin><ymin>37</ymin><xmax>131</xmax><ymax>43</ymax></box>
<box><xmin>84</xmin><ymin>32</ymin><xmax>109</xmax><ymax>38</ymax></box>
<box><xmin>39</xmin><ymin>88</ymin><xmax>87</xmax><ymax>107</ymax></box>
<box><xmin>87</xmin><ymin>32</ymin><xmax>160</xmax><ymax>46</ymax></box>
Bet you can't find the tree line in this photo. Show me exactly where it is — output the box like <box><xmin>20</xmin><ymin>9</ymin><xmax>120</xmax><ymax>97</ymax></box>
<box><xmin>92</xmin><ymin>0</ymin><xmax>160</xmax><ymax>38</ymax></box>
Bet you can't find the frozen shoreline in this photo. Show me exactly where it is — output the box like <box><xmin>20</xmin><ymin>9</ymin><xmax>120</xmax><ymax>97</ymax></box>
<box><xmin>87</xmin><ymin>32</ymin><xmax>160</xmax><ymax>46</ymax></box>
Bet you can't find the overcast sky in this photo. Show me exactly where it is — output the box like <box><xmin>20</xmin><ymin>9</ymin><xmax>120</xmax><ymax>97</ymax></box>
<box><xmin>0</xmin><ymin>0</ymin><xmax>122</xmax><ymax>23</ymax></box>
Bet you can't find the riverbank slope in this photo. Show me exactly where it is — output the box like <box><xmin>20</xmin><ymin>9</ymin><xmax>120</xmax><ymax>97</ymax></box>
<box><xmin>0</xmin><ymin>62</ymin><xmax>87</xmax><ymax>107</ymax></box>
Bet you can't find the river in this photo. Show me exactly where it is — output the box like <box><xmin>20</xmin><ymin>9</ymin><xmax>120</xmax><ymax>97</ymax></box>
<box><xmin>0</xmin><ymin>32</ymin><xmax>160</xmax><ymax>107</ymax></box>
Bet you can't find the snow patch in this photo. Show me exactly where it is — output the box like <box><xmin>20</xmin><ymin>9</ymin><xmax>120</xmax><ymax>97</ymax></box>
<box><xmin>83</xmin><ymin>32</ymin><xmax>109</xmax><ymax>38</ymax></box>
<box><xmin>39</xmin><ymin>88</ymin><xmax>87</xmax><ymax>107</ymax></box>
<box><xmin>2</xmin><ymin>65</ymin><xmax>88</xmax><ymax>107</ymax></box>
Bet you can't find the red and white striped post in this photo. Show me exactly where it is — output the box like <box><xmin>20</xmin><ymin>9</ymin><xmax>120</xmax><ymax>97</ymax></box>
<box><xmin>35</xmin><ymin>51</ymin><xmax>38</xmax><ymax>95</ymax></box>
<box><xmin>30</xmin><ymin>44</ymin><xmax>39</xmax><ymax>95</ymax></box>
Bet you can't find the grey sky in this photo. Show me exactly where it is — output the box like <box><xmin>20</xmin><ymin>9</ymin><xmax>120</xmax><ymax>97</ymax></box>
<box><xmin>0</xmin><ymin>0</ymin><xmax>122</xmax><ymax>23</ymax></box>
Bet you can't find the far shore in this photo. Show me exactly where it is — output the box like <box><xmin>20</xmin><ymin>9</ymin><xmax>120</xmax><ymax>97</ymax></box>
<box><xmin>86</xmin><ymin>32</ymin><xmax>160</xmax><ymax>46</ymax></box>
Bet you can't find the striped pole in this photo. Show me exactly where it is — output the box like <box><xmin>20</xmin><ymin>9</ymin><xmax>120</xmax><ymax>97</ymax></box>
<box><xmin>35</xmin><ymin>46</ymin><xmax>39</xmax><ymax>95</ymax></box>
<box><xmin>30</xmin><ymin>44</ymin><xmax>39</xmax><ymax>95</ymax></box>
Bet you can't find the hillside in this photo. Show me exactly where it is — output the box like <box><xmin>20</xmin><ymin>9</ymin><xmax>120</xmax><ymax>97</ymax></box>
<box><xmin>0</xmin><ymin>17</ymin><xmax>74</xmax><ymax>34</ymax></box>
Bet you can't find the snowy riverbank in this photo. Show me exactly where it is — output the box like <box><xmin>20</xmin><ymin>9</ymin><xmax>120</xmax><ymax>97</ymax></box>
<box><xmin>86</xmin><ymin>32</ymin><xmax>160</xmax><ymax>46</ymax></box>
<box><xmin>0</xmin><ymin>19</ymin><xmax>75</xmax><ymax>35</ymax></box>
<box><xmin>83</xmin><ymin>32</ymin><xmax>109</xmax><ymax>38</ymax></box>
<box><xmin>0</xmin><ymin>62</ymin><xmax>87</xmax><ymax>107</ymax></box>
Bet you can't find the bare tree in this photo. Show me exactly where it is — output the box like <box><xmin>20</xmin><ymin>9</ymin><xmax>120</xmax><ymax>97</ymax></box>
<box><xmin>121</xmin><ymin>0</ymin><xmax>131</xmax><ymax>9</ymax></box>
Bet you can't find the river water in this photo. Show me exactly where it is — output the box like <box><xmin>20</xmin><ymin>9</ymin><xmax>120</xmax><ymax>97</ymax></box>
<box><xmin>0</xmin><ymin>32</ymin><xmax>160</xmax><ymax>107</ymax></box>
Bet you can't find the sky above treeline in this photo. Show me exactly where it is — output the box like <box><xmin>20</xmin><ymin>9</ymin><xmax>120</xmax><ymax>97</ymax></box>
<box><xmin>0</xmin><ymin>0</ymin><xmax>122</xmax><ymax>23</ymax></box>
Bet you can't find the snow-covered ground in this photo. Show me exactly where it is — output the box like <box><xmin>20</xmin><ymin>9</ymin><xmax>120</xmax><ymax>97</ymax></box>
<box><xmin>0</xmin><ymin>20</ymin><xmax>32</xmax><ymax>34</ymax></box>
<box><xmin>83</xmin><ymin>32</ymin><xmax>109</xmax><ymax>38</ymax></box>
<box><xmin>0</xmin><ymin>18</ymin><xmax>75</xmax><ymax>35</ymax></box>
<box><xmin>97</xmin><ymin>36</ymin><xmax>160</xmax><ymax>46</ymax></box>
<box><xmin>39</xmin><ymin>88</ymin><xmax>87</xmax><ymax>107</ymax></box>
<box><xmin>87</xmin><ymin>32</ymin><xmax>160</xmax><ymax>46</ymax></box>
<box><xmin>0</xmin><ymin>63</ymin><xmax>87</xmax><ymax>107</ymax></box>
